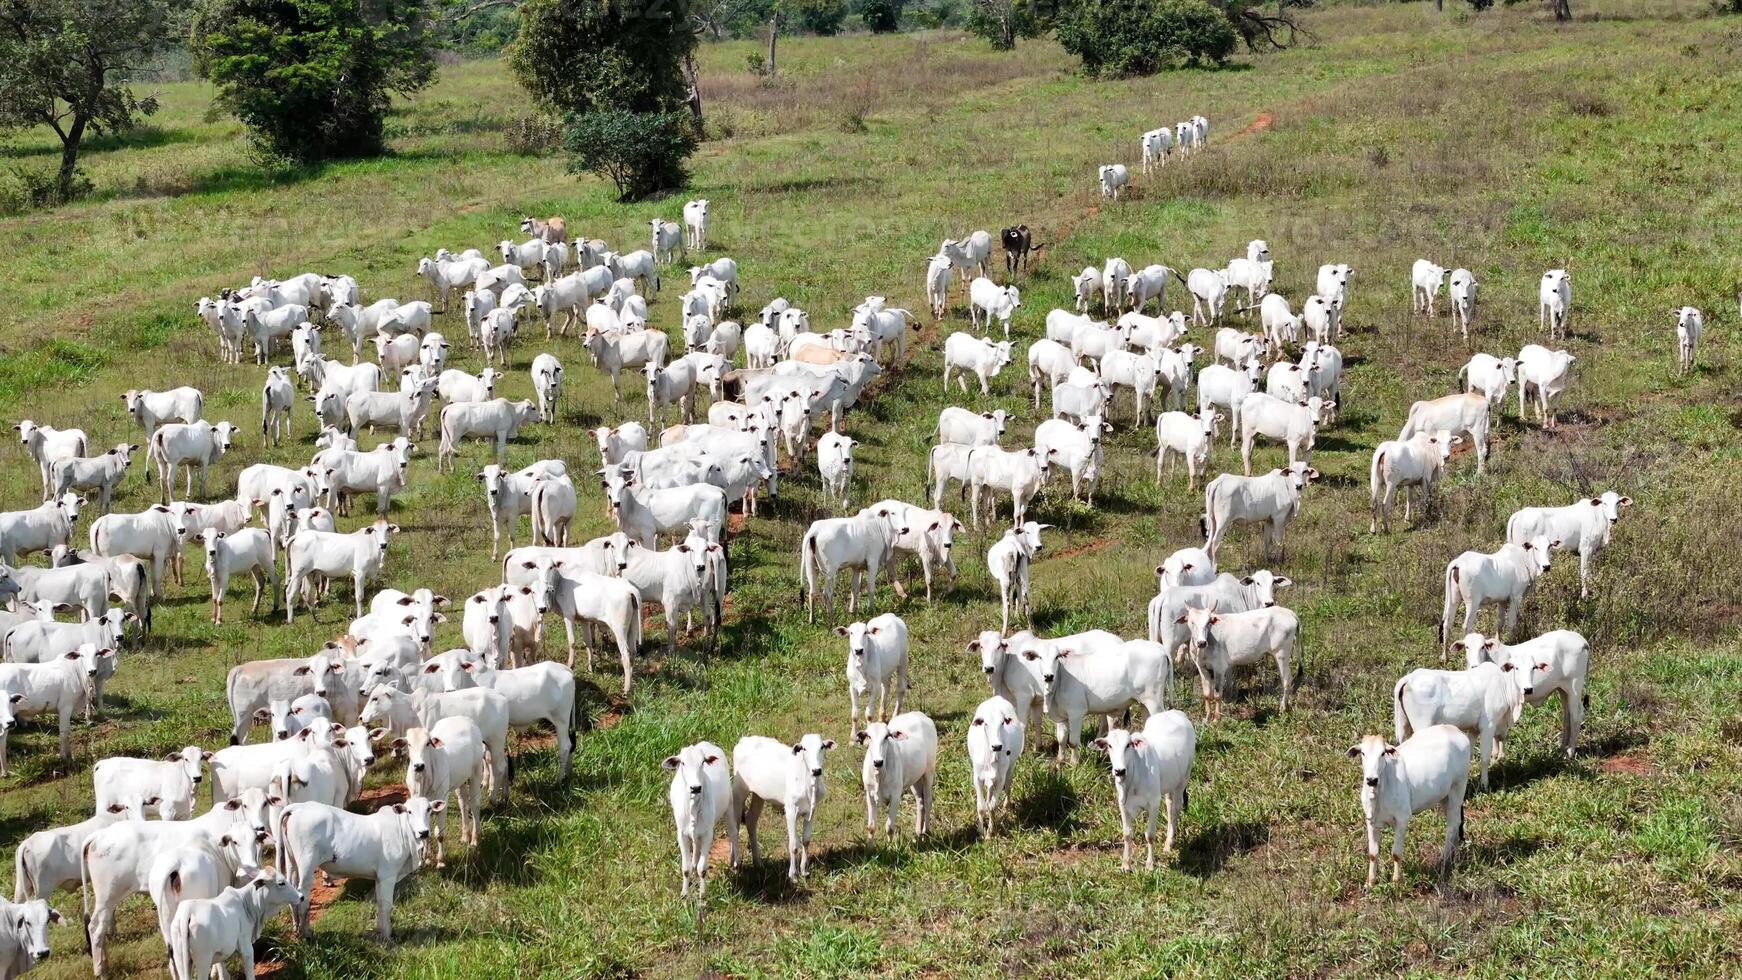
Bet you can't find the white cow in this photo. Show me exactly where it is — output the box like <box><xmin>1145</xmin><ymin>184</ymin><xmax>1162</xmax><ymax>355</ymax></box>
<box><xmin>1316</xmin><ymin>263</ymin><xmax>1352</xmax><ymax>310</ymax></box>
<box><xmin>89</xmin><ymin>505</ymin><xmax>181</xmax><ymax>597</ymax></box>
<box><xmin>683</xmin><ymin>199</ymin><xmax>709</xmax><ymax>250</ymax></box>
<box><xmin>165</xmin><ymin>871</ymin><xmax>300</xmax><ymax>980</ymax></box>
<box><xmin>121</xmin><ymin>388</ymin><xmax>204</xmax><ymax>479</ymax></box>
<box><xmin>1368</xmin><ymin>432</ymin><xmax>1455</xmax><ymax>533</ymax></box>
<box><xmin>1458</xmin><ymin>353</ymin><xmax>1516</xmax><ymax>410</ymax></box>
<box><xmin>943</xmin><ymin>333</ymin><xmax>1013</xmax><ymax>396</ymax></box>
<box><xmin>1398</xmin><ymin>393</ymin><xmax>1491</xmax><ymax>475</ymax></box>
<box><xmin>1439</xmin><ymin>536</ymin><xmax>1557</xmax><ymax>657</ymax></box>
<box><xmin>0</xmin><ymin>649</ymin><xmax>110</xmax><ymax>769</ymax></box>
<box><xmin>968</xmin><ymin>278</ymin><xmax>1021</xmax><ymax>336</ymax></box>
<box><xmin>857</xmin><ymin>711</ymin><xmax>938</xmax><ymax>839</ymax></box>
<box><xmin>11</xmin><ymin>800</ymin><xmax>149</xmax><ymax>905</ymax></box>
<box><xmin>1347</xmin><ymin>727</ymin><xmax>1469</xmax><ymax>887</ymax></box>
<box><xmin>1092</xmin><ymin>711</ymin><xmax>1195</xmax><ymax>870</ymax></box>
<box><xmin>1102</xmin><ymin>258</ymin><xmax>1134</xmax><ymax>315</ymax></box>
<box><xmin>986</xmin><ymin>521</ymin><xmax>1046</xmax><ymax>633</ymax></box>
<box><xmin>967</xmin><ymin>446</ymin><xmax>1053</xmax><ymax>529</ymax></box>
<box><xmin>1098</xmin><ymin>163</ymin><xmax>1130</xmax><ymax>200</ymax></box>
<box><xmin>284</xmin><ymin>521</ymin><xmax>399</xmax><ymax>622</ymax></box>
<box><xmin>662</xmin><ymin>742</ymin><xmax>733</xmax><ymax>896</ymax></box>
<box><xmin>858</xmin><ymin>501</ymin><xmax>960</xmax><ymax>604</ymax></box>
<box><xmin>1186</xmin><ymin>268</ymin><xmax>1229</xmax><ymax>326</ymax></box>
<box><xmin>1456</xmin><ymin>629</ymin><xmax>1591</xmax><ymax>758</ymax></box>
<box><xmin>278</xmin><ymin>796</ymin><xmax>443</xmax><ymax>939</ymax></box>
<box><xmin>1072</xmin><ymin>266</ymin><xmax>1102</xmax><ymax>314</ymax></box>
<box><xmin>1516</xmin><ymin>344</ymin><xmax>1575</xmax><ymax>428</ymax></box>
<box><xmin>966</xmin><ymin>695</ymin><xmax>1025</xmax><ymax>836</ymax></box>
<box><xmin>437</xmin><ymin>398</ymin><xmax>538</xmax><ymax>471</ymax></box>
<box><xmin>1201</xmin><ymin>462</ymin><xmax>1318</xmax><ymax>562</ymax></box>
<box><xmin>730</xmin><ymin>734</ymin><xmax>832</xmax><ymax>881</ymax></box>
<box><xmin>1539</xmin><ymin>268</ymin><xmax>1571</xmax><ymax>339</ymax></box>
<box><xmin>14</xmin><ymin>420</ymin><xmax>89</xmax><ymax>502</ymax></box>
<box><xmin>1448</xmin><ymin>268</ymin><xmax>1478</xmax><ymax>339</ymax></box>
<box><xmin>1140</xmin><ymin>127</ymin><xmax>1173</xmax><ymax>172</ymax></box>
<box><xmin>1238</xmin><ymin>393</ymin><xmax>1323</xmax><ymax>475</ymax></box>
<box><xmin>1196</xmin><ymin>362</ymin><xmax>1262</xmax><ymax>446</ymax></box>
<box><xmin>201</xmin><ymin>528</ymin><xmax>277</xmax><ymax>624</ymax></box>
<box><xmin>46</xmin><ymin>446</ymin><xmax>135</xmax><ymax>514</ymax></box>
<box><xmin>1672</xmin><ymin>305</ymin><xmax>1702</xmax><ymax>374</ymax></box>
<box><xmin>1022</xmin><ymin>632</ymin><xmax>1170</xmax><ymax>763</ymax></box>
<box><xmin>1177</xmin><ymin>602</ymin><xmax>1299</xmax><ymax>721</ymax></box>
<box><xmin>1394</xmin><ymin>659</ymin><xmax>1528</xmax><ymax>789</ymax></box>
<box><xmin>147</xmin><ymin>421</ymin><xmax>239</xmax><ymax>502</ymax></box>
<box><xmin>1410</xmin><ymin>259</ymin><xmax>1449</xmax><ymax>314</ymax></box>
<box><xmin>800</xmin><ymin>508</ymin><xmax>904</xmax><ymax>623</ymax></box>
<box><xmin>1505</xmin><ymin>491</ymin><xmax>1630</xmax><ymax>598</ymax></box>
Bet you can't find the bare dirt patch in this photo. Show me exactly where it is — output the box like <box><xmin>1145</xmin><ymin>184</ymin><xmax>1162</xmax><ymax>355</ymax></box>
<box><xmin>1601</xmin><ymin>752</ymin><xmax>1656</xmax><ymax>776</ymax></box>
<box><xmin>1047</xmin><ymin>537</ymin><xmax>1112</xmax><ymax>561</ymax></box>
<box><xmin>1230</xmin><ymin>111</ymin><xmax>1276</xmax><ymax>140</ymax></box>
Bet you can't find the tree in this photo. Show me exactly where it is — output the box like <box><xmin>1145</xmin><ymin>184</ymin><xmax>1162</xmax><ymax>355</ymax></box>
<box><xmin>858</xmin><ymin>0</ymin><xmax>907</xmax><ymax>31</ymax></box>
<box><xmin>194</xmin><ymin>0</ymin><xmax>436</xmax><ymax>164</ymax></box>
<box><xmin>564</xmin><ymin>109</ymin><xmax>696</xmax><ymax>200</ymax></box>
<box><xmin>0</xmin><ymin>0</ymin><xmax>175</xmax><ymax>203</ymax></box>
<box><xmin>1551</xmin><ymin>0</ymin><xmax>1570</xmax><ymax>19</ymax></box>
<box><xmin>1056</xmin><ymin>0</ymin><xmax>1237</xmax><ymax>75</ymax></box>
<box><xmin>510</xmin><ymin>0</ymin><xmax>697</xmax><ymax>116</ymax></box>
<box><xmin>966</xmin><ymin>0</ymin><xmax>1052</xmax><ymax>49</ymax></box>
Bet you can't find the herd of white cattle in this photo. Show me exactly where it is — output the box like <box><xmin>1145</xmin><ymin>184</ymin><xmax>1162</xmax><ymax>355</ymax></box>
<box><xmin>0</xmin><ymin>114</ymin><xmax>1714</xmax><ymax>976</ymax></box>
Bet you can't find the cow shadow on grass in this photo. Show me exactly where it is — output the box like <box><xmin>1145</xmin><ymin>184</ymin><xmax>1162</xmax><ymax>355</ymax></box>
<box><xmin>813</xmin><ymin>822</ymin><xmax>983</xmax><ymax>877</ymax></box>
<box><xmin>1177</xmin><ymin>819</ymin><xmax>1268</xmax><ymax>878</ymax></box>
<box><xmin>1011</xmin><ymin>766</ymin><xmax>1086</xmax><ymax>836</ymax></box>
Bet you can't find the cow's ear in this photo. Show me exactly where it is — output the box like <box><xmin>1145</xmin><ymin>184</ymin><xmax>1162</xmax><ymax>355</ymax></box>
<box><xmin>223</xmin><ymin>798</ymin><xmax>243</xmax><ymax>811</ymax></box>
<box><xmin>391</xmin><ymin>803</ymin><xmax>407</xmax><ymax>814</ymax></box>
<box><xmin>1154</xmin><ymin>564</ymin><xmax>1165</xmax><ymax>576</ymax></box>
<box><xmin>391</xmin><ymin>737</ymin><xmax>409</xmax><ymax>750</ymax></box>
<box><xmin>1501</xmin><ymin>662</ymin><xmax>1516</xmax><ymax>672</ymax></box>
<box><xmin>1345</xmin><ymin>745</ymin><xmax>1362</xmax><ymax>759</ymax></box>
<box><xmin>660</xmin><ymin>755</ymin><xmax>681</xmax><ymax>770</ymax></box>
<box><xmin>834</xmin><ymin>626</ymin><xmax>849</xmax><ymax>636</ymax></box>
<box><xmin>1383</xmin><ymin>746</ymin><xmax>1398</xmax><ymax>757</ymax></box>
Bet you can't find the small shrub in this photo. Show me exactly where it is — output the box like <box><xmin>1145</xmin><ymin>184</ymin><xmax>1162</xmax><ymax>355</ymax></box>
<box><xmin>1056</xmin><ymin>0</ymin><xmax>1239</xmax><ymax>77</ymax></box>
<box><xmin>506</xmin><ymin>114</ymin><xmax>564</xmax><ymax>155</ymax></box>
<box><xmin>858</xmin><ymin>0</ymin><xmax>908</xmax><ymax>31</ymax></box>
<box><xmin>563</xmin><ymin>110</ymin><xmax>697</xmax><ymax>201</ymax></box>
<box><xmin>1565</xmin><ymin>91</ymin><xmax>1611</xmax><ymax>117</ymax></box>
<box><xmin>746</xmin><ymin>52</ymin><xmax>771</xmax><ymax>76</ymax></box>
<box><xmin>0</xmin><ymin>165</ymin><xmax>92</xmax><ymax>214</ymax></box>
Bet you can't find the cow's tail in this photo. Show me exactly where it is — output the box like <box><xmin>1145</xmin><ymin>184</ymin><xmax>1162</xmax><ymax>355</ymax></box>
<box><xmin>799</xmin><ymin>528</ymin><xmax>819</xmax><ymax>605</ymax></box>
<box><xmin>1370</xmin><ymin>449</ymin><xmax>1386</xmax><ymax>512</ymax></box>
<box><xmin>129</xmin><ymin>560</ymin><xmax>150</xmax><ymax>632</ymax></box>
<box><xmin>1439</xmin><ymin>564</ymin><xmax>1460</xmax><ymax>647</ymax></box>
<box><xmin>1455</xmin><ymin>362</ymin><xmax>1470</xmax><ymax>392</ymax></box>
<box><xmin>79</xmin><ymin>838</ymin><xmax>94</xmax><ymax>952</ymax></box>
<box><xmin>223</xmin><ymin>666</ymin><xmax>241</xmax><ymax>745</ymax></box>
<box><xmin>1393</xmin><ymin>676</ymin><xmax>1411</xmax><ymax>744</ymax></box>
<box><xmin>169</xmin><ymin>897</ymin><xmax>191</xmax><ymax>980</ymax></box>
<box><xmin>627</xmin><ymin>593</ymin><xmax>643</xmax><ymax>657</ymax></box>
<box><xmin>277</xmin><ymin>806</ymin><xmax>294</xmax><ymax>876</ymax></box>
<box><xmin>14</xmin><ymin>841</ymin><xmax>33</xmax><ymax>902</ymax></box>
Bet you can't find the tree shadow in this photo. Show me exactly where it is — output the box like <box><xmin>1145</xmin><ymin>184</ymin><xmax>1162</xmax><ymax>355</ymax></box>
<box><xmin>1176</xmin><ymin>819</ymin><xmax>1268</xmax><ymax>878</ymax></box>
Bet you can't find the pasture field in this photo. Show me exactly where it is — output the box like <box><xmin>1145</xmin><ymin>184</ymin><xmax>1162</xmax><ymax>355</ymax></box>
<box><xmin>3</xmin><ymin>3</ymin><xmax>1742</xmax><ymax>977</ymax></box>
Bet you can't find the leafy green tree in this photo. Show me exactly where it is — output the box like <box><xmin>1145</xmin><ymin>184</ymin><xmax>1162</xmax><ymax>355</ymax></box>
<box><xmin>857</xmin><ymin>0</ymin><xmax>907</xmax><ymax>31</ymax></box>
<box><xmin>564</xmin><ymin>109</ymin><xmax>696</xmax><ymax>200</ymax></box>
<box><xmin>1056</xmin><ymin>0</ymin><xmax>1236</xmax><ymax>75</ymax></box>
<box><xmin>194</xmin><ymin>0</ymin><xmax>437</xmax><ymax>164</ymax></box>
<box><xmin>509</xmin><ymin>0</ymin><xmax>697</xmax><ymax>115</ymax></box>
<box><xmin>0</xmin><ymin>0</ymin><xmax>175</xmax><ymax>203</ymax></box>
<box><xmin>793</xmin><ymin>0</ymin><xmax>849</xmax><ymax>33</ymax></box>
<box><xmin>965</xmin><ymin>0</ymin><xmax>1051</xmax><ymax>49</ymax></box>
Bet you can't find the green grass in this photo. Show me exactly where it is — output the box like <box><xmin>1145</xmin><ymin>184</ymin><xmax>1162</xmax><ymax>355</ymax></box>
<box><xmin>2</xmin><ymin>7</ymin><xmax>1741</xmax><ymax>979</ymax></box>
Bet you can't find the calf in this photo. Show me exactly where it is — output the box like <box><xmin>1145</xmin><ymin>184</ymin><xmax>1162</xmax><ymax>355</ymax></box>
<box><xmin>525</xmin><ymin>559</ymin><xmax>642</xmax><ymax>691</ymax></box>
<box><xmin>987</xmin><ymin>521</ymin><xmax>1046</xmax><ymax>633</ymax></box>
<box><xmin>1539</xmin><ymin>268</ymin><xmax>1571</xmax><ymax>339</ymax></box>
<box><xmin>47</xmin><ymin>444</ymin><xmax>137</xmax><ymax>513</ymax></box>
<box><xmin>838</xmin><ymin>614</ymin><xmax>909</xmax><ymax>734</ymax></box>
<box><xmin>968</xmin><ymin>278</ymin><xmax>1021</xmax><ymax>336</ymax></box>
<box><xmin>1395</xmin><ymin>659</ymin><xmax>1529</xmax><ymax>789</ymax></box>
<box><xmin>1178</xmin><ymin>602</ymin><xmax>1298</xmax><ymax>721</ymax></box>
<box><xmin>148</xmin><ymin>831</ymin><xmax>264</xmax><ymax>959</ymax></box>
<box><xmin>1093</xmin><ymin>711</ymin><xmax>1195</xmax><ymax>870</ymax></box>
<box><xmin>1439</xmin><ymin>536</ymin><xmax>1556</xmax><ymax>657</ymax></box>
<box><xmin>601</xmin><ymin>536</ymin><xmax>712</xmax><ymax>654</ymax></box>
<box><xmin>729</xmin><ymin>733</ymin><xmax>833</xmax><ymax>881</ymax></box>
<box><xmin>202</xmin><ymin>528</ymin><xmax>277</xmax><ymax>624</ymax></box>
<box><xmin>1347</xmin><ymin>727</ymin><xmax>1469</xmax><ymax>887</ymax></box>
<box><xmin>1022</xmin><ymin>630</ymin><xmax>1169</xmax><ymax>762</ymax></box>
<box><xmin>966</xmin><ymin>696</ymin><xmax>1025</xmax><ymax>836</ymax></box>
<box><xmin>530</xmin><ymin>352</ymin><xmax>564</xmax><ymax>422</ymax></box>
<box><xmin>1201</xmin><ymin>462</ymin><xmax>1319</xmax><ymax>562</ymax></box>
<box><xmin>396</xmin><ymin>719</ymin><xmax>485</xmax><ymax>868</ymax></box>
<box><xmin>1515</xmin><ymin>344</ymin><xmax>1575</xmax><ymax>429</ymax></box>
<box><xmin>1456</xmin><ymin>629</ymin><xmax>1591</xmax><ymax>758</ymax></box>
<box><xmin>800</xmin><ymin>509</ymin><xmax>905</xmax><ymax>622</ymax></box>
<box><xmin>1448</xmin><ymin>268</ymin><xmax>1477</xmax><ymax>339</ymax></box>
<box><xmin>816</xmin><ymin>432</ymin><xmax>856</xmax><ymax>509</ymax></box>
<box><xmin>1505</xmin><ymin>491</ymin><xmax>1630</xmax><ymax>598</ymax></box>
<box><xmin>1673</xmin><ymin>305</ymin><xmax>1702</xmax><ymax>374</ymax></box>
<box><xmin>437</xmin><ymin>366</ymin><xmax>502</xmax><ymax>405</ymax></box>
<box><xmin>1027</xmin><ymin>339</ymin><xmax>1079</xmax><ymax>409</ymax></box>
<box><xmin>166</xmin><ymin>871</ymin><xmax>300</xmax><ymax>980</ymax></box>
<box><xmin>1197</xmin><ymin>363</ymin><xmax>1261</xmax><ymax>443</ymax></box>
<box><xmin>1187</xmin><ymin>268</ymin><xmax>1229</xmax><ymax>326</ymax></box>
<box><xmin>1368</xmin><ymin>432</ymin><xmax>1455</xmax><ymax>533</ymax></box>
<box><xmin>1458</xmin><ymin>353</ymin><xmax>1515</xmax><ymax>410</ymax></box>
<box><xmin>1097</xmin><ymin>163</ymin><xmax>1129</xmax><ymax>200</ymax></box>
<box><xmin>857</xmin><ymin>711</ymin><xmax>939</xmax><ymax>839</ymax></box>
<box><xmin>1398</xmin><ymin>393</ymin><xmax>1491</xmax><ymax>475</ymax></box>
<box><xmin>476</xmin><ymin>460</ymin><xmax>568</xmax><ymax>559</ymax></box>
<box><xmin>147</xmin><ymin>421</ymin><xmax>239</xmax><ymax>503</ymax></box>
<box><xmin>1238</xmin><ymin>394</ymin><xmax>1323</xmax><ymax>475</ymax></box>
<box><xmin>429</xmin><ymin>658</ymin><xmax>577</xmax><ymax>781</ymax></box>
<box><xmin>602</xmin><ymin>471</ymin><xmax>727</xmax><ymax>549</ymax></box>
<box><xmin>1154</xmin><ymin>410</ymin><xmax>1219</xmax><ymax>490</ymax></box>
<box><xmin>1410</xmin><ymin>259</ymin><xmax>1448</xmax><ymax>315</ymax></box>
<box><xmin>284</xmin><ymin>521</ymin><xmax>399</xmax><ymax>622</ymax></box>
<box><xmin>663</xmin><ymin>742</ymin><xmax>733</xmax><ymax>896</ymax></box>
<box><xmin>943</xmin><ymin>332</ymin><xmax>1014</xmax><ymax>395</ymax></box>
<box><xmin>1316</xmin><ymin>263</ymin><xmax>1353</xmax><ymax>310</ymax></box>
<box><xmin>278</xmin><ymin>796</ymin><xmax>442</xmax><ymax>939</ymax></box>
<box><xmin>0</xmin><ymin>648</ymin><xmax>110</xmax><ymax>771</ymax></box>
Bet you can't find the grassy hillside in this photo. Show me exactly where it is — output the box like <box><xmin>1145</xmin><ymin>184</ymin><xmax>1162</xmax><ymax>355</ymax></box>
<box><xmin>2</xmin><ymin>6</ymin><xmax>1740</xmax><ymax>979</ymax></box>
